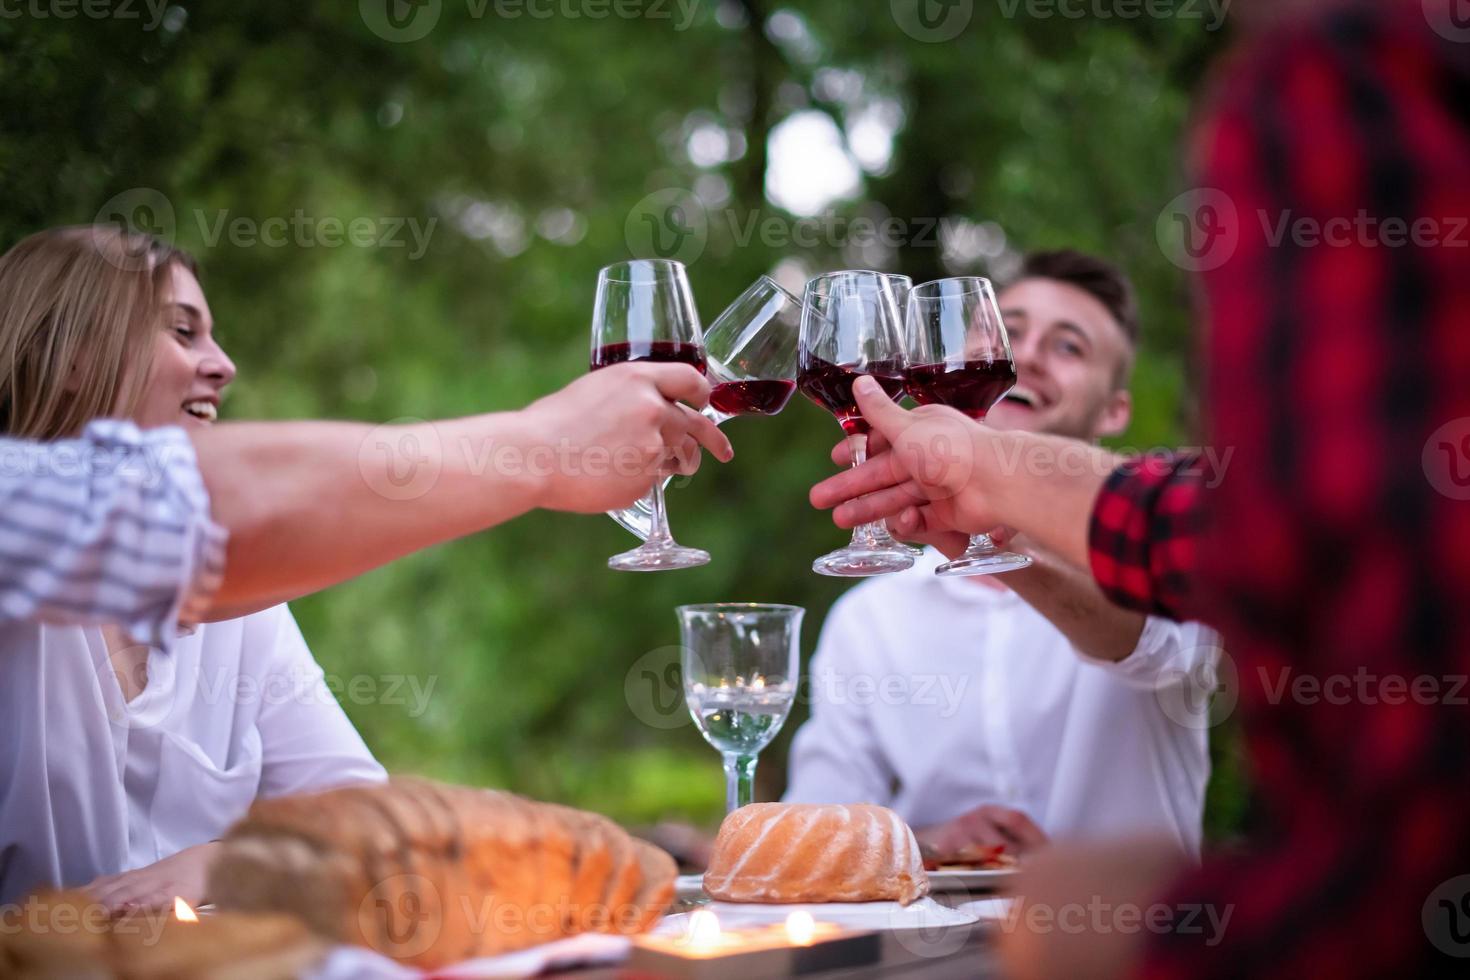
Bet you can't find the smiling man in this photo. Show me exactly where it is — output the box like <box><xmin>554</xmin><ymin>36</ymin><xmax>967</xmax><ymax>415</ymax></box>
<box><xmin>784</xmin><ymin>250</ymin><xmax>1220</xmax><ymax>860</ymax></box>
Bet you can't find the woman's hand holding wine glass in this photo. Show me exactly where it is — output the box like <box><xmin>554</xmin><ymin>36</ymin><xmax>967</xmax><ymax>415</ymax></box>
<box><xmin>517</xmin><ymin>361</ymin><xmax>731</xmax><ymax>514</ymax></box>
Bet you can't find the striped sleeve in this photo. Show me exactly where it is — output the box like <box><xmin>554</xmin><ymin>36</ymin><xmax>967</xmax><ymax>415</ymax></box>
<box><xmin>0</xmin><ymin>420</ymin><xmax>227</xmax><ymax>650</ymax></box>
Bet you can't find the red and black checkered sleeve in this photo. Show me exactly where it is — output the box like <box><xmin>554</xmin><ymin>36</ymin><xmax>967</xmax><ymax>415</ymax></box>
<box><xmin>1087</xmin><ymin>454</ymin><xmax>1204</xmax><ymax>621</ymax></box>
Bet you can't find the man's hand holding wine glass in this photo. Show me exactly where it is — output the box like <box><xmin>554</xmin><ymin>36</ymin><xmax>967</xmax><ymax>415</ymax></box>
<box><xmin>810</xmin><ymin>376</ymin><xmax>1120</xmax><ymax>574</ymax></box>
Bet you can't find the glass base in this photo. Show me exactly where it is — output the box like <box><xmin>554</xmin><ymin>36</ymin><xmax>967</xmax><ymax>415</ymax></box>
<box><xmin>936</xmin><ymin>550</ymin><xmax>1032</xmax><ymax>577</ymax></box>
<box><xmin>609</xmin><ymin>542</ymin><xmax>710</xmax><ymax>572</ymax></box>
<box><xmin>812</xmin><ymin>546</ymin><xmax>915</xmax><ymax>577</ymax></box>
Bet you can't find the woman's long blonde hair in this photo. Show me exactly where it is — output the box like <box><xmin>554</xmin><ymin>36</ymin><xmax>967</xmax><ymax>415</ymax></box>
<box><xmin>0</xmin><ymin>225</ymin><xmax>198</xmax><ymax>440</ymax></box>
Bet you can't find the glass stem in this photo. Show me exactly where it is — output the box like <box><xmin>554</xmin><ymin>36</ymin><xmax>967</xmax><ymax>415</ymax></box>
<box><xmin>645</xmin><ymin>479</ymin><xmax>675</xmax><ymax>548</ymax></box>
<box><xmin>722</xmin><ymin>753</ymin><xmax>757</xmax><ymax>813</ymax></box>
<box><xmin>965</xmin><ymin>532</ymin><xmax>996</xmax><ymax>556</ymax></box>
<box><xmin>847</xmin><ymin>433</ymin><xmax>892</xmax><ymax>549</ymax></box>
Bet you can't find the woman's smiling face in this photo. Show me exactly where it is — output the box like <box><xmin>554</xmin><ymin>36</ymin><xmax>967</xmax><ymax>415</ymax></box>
<box><xmin>126</xmin><ymin>262</ymin><xmax>236</xmax><ymax>430</ymax></box>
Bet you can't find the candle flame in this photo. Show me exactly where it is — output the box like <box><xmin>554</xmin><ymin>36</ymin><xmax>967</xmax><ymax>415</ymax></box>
<box><xmin>686</xmin><ymin>909</ymin><xmax>721</xmax><ymax>949</ymax></box>
<box><xmin>785</xmin><ymin>910</ymin><xmax>816</xmax><ymax>946</ymax></box>
<box><xmin>173</xmin><ymin>897</ymin><xmax>199</xmax><ymax>923</ymax></box>
<box><xmin>751</xmin><ymin>674</ymin><xmax>766</xmax><ymax>691</ymax></box>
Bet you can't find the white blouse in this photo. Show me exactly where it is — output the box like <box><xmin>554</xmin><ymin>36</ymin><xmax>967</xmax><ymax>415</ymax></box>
<box><xmin>0</xmin><ymin>604</ymin><xmax>386</xmax><ymax>902</ymax></box>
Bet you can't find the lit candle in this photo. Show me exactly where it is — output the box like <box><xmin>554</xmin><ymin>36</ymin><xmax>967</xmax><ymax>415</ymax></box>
<box><xmin>686</xmin><ymin>909</ymin><xmax>722</xmax><ymax>951</ymax></box>
<box><xmin>784</xmin><ymin>910</ymin><xmax>816</xmax><ymax>946</ymax></box>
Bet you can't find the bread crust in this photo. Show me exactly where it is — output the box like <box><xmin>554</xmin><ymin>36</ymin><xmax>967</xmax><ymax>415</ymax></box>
<box><xmin>208</xmin><ymin>778</ymin><xmax>676</xmax><ymax>969</ymax></box>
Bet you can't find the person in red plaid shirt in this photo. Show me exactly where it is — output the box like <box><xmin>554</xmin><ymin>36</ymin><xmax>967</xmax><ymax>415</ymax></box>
<box><xmin>811</xmin><ymin>0</ymin><xmax>1470</xmax><ymax>974</ymax></box>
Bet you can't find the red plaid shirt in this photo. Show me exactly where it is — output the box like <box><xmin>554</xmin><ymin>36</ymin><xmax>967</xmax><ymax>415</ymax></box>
<box><xmin>1089</xmin><ymin>0</ymin><xmax>1470</xmax><ymax>974</ymax></box>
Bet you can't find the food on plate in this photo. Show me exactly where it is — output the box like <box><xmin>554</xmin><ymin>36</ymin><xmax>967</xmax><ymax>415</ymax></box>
<box><xmin>919</xmin><ymin>841</ymin><xmax>1019</xmax><ymax>872</ymax></box>
<box><xmin>0</xmin><ymin>890</ymin><xmax>324</xmax><ymax>980</ymax></box>
<box><xmin>702</xmin><ymin>803</ymin><xmax>929</xmax><ymax>906</ymax></box>
<box><xmin>208</xmin><ymin>777</ymin><xmax>677</xmax><ymax>970</ymax></box>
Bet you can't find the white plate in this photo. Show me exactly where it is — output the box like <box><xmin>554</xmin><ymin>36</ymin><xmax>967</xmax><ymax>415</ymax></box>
<box><xmin>657</xmin><ymin>897</ymin><xmax>977</xmax><ymax>932</ymax></box>
<box><xmin>926</xmin><ymin>867</ymin><xmax>1018</xmax><ymax>892</ymax></box>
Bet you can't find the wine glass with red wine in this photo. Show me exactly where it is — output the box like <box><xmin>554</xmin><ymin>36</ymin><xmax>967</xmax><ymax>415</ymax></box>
<box><xmin>605</xmin><ymin>275</ymin><xmax>802</xmax><ymax>540</ymax></box>
<box><xmin>798</xmin><ymin>270</ymin><xmax>915</xmax><ymax>577</ymax></box>
<box><xmin>705</xmin><ymin>276</ymin><xmax>801</xmax><ymax>423</ymax></box>
<box><xmin>903</xmin><ymin>276</ymin><xmax>1032</xmax><ymax>576</ymax></box>
<box><xmin>589</xmin><ymin>259</ymin><xmax>710</xmax><ymax>571</ymax></box>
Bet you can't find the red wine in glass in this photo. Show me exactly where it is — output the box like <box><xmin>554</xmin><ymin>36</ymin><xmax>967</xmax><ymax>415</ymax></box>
<box><xmin>710</xmin><ymin>379</ymin><xmax>797</xmax><ymax>416</ymax></box>
<box><xmin>797</xmin><ymin>353</ymin><xmax>906</xmax><ymax>435</ymax></box>
<box><xmin>904</xmin><ymin>359</ymin><xmax>1017</xmax><ymax>420</ymax></box>
<box><xmin>591</xmin><ymin>340</ymin><xmax>707</xmax><ymax>373</ymax></box>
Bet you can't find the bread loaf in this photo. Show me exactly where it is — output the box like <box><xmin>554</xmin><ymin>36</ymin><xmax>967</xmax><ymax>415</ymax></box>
<box><xmin>703</xmin><ymin>803</ymin><xmax>929</xmax><ymax>905</ymax></box>
<box><xmin>208</xmin><ymin>777</ymin><xmax>676</xmax><ymax>969</ymax></box>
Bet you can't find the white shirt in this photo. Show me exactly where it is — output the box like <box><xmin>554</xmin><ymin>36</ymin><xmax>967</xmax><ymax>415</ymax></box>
<box><xmin>0</xmin><ymin>420</ymin><xmax>226</xmax><ymax>649</ymax></box>
<box><xmin>0</xmin><ymin>604</ymin><xmax>386</xmax><ymax>902</ymax></box>
<box><xmin>784</xmin><ymin>549</ymin><xmax>1220</xmax><ymax>857</ymax></box>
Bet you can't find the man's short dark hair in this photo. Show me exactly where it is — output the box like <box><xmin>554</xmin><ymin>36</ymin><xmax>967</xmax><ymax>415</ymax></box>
<box><xmin>1013</xmin><ymin>249</ymin><xmax>1140</xmax><ymax>348</ymax></box>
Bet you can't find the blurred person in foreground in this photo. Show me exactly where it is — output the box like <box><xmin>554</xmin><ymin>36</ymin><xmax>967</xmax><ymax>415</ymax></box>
<box><xmin>785</xmin><ymin>251</ymin><xmax>1220</xmax><ymax>861</ymax></box>
<box><xmin>810</xmin><ymin>0</ymin><xmax>1470</xmax><ymax>975</ymax></box>
<box><xmin>0</xmin><ymin>226</ymin><xmax>729</xmax><ymax>910</ymax></box>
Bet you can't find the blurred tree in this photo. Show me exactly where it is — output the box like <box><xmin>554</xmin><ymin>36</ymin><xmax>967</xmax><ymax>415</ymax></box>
<box><xmin>0</xmin><ymin>0</ymin><xmax>1242</xmax><ymax>834</ymax></box>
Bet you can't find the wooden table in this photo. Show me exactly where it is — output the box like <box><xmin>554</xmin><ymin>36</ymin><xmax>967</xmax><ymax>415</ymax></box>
<box><xmin>546</xmin><ymin>890</ymin><xmax>1007</xmax><ymax>979</ymax></box>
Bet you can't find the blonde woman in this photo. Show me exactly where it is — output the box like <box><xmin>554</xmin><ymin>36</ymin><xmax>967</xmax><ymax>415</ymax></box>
<box><xmin>0</xmin><ymin>227</ymin><xmax>386</xmax><ymax>911</ymax></box>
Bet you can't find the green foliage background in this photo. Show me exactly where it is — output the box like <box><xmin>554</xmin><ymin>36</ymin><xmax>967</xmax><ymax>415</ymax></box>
<box><xmin>0</xmin><ymin>1</ymin><xmax>1245</xmax><ymax>840</ymax></box>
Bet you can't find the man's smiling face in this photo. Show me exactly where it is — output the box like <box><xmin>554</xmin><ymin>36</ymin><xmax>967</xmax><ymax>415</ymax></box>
<box><xmin>986</xmin><ymin>277</ymin><xmax>1134</xmax><ymax>442</ymax></box>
